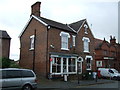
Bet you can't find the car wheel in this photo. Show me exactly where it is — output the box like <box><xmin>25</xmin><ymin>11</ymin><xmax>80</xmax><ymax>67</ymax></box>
<box><xmin>113</xmin><ymin>76</ymin><xmax>117</xmax><ymax>80</ymax></box>
<box><xmin>22</xmin><ymin>84</ymin><xmax>32</xmax><ymax>90</ymax></box>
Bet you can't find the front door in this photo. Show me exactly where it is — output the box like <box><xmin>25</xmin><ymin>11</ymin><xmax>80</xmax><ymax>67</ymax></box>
<box><xmin>77</xmin><ymin>62</ymin><xmax>82</xmax><ymax>74</ymax></box>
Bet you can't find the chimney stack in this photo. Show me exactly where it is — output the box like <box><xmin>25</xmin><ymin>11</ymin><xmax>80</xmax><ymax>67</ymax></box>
<box><xmin>31</xmin><ymin>2</ymin><xmax>41</xmax><ymax>17</ymax></box>
<box><xmin>110</xmin><ymin>36</ymin><xmax>116</xmax><ymax>45</ymax></box>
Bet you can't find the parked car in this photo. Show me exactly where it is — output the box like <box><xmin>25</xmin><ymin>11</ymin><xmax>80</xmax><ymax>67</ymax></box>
<box><xmin>98</xmin><ymin>68</ymin><xmax>120</xmax><ymax>80</ymax></box>
<box><xmin>0</xmin><ymin>68</ymin><xmax>37</xmax><ymax>90</ymax></box>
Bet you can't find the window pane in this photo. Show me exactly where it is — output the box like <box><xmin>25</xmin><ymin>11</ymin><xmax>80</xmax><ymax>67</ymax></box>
<box><xmin>63</xmin><ymin>58</ymin><xmax>67</xmax><ymax>72</ymax></box>
<box><xmin>6</xmin><ymin>70</ymin><xmax>22</xmax><ymax>78</ymax></box>
<box><xmin>22</xmin><ymin>70</ymin><xmax>34</xmax><ymax>77</ymax></box>
<box><xmin>52</xmin><ymin>57</ymin><xmax>61</xmax><ymax>73</ymax></box>
<box><xmin>68</xmin><ymin>58</ymin><xmax>75</xmax><ymax>72</ymax></box>
<box><xmin>84</xmin><ymin>39</ymin><xmax>89</xmax><ymax>52</ymax></box>
<box><xmin>86</xmin><ymin>58</ymin><xmax>91</xmax><ymax>70</ymax></box>
<box><xmin>61</xmin><ymin>35</ymin><xmax>68</xmax><ymax>49</ymax></box>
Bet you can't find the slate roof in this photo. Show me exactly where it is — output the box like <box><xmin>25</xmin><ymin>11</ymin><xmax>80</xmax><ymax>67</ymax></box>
<box><xmin>94</xmin><ymin>38</ymin><xmax>111</xmax><ymax>50</ymax></box>
<box><xmin>38</xmin><ymin>17</ymin><xmax>74</xmax><ymax>33</ymax></box>
<box><xmin>94</xmin><ymin>38</ymin><xmax>103</xmax><ymax>49</ymax></box>
<box><xmin>37</xmin><ymin>16</ymin><xmax>86</xmax><ymax>33</ymax></box>
<box><xmin>19</xmin><ymin>15</ymin><xmax>88</xmax><ymax>37</ymax></box>
<box><xmin>69</xmin><ymin>19</ymin><xmax>86</xmax><ymax>32</ymax></box>
<box><xmin>0</xmin><ymin>30</ymin><xmax>11</xmax><ymax>39</ymax></box>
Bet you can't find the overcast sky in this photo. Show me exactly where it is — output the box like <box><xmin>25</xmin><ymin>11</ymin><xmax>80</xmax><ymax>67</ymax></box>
<box><xmin>0</xmin><ymin>0</ymin><xmax>119</xmax><ymax>60</ymax></box>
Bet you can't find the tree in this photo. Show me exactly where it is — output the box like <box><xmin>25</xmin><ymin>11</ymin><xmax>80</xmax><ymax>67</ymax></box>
<box><xmin>0</xmin><ymin>57</ymin><xmax>11</xmax><ymax>68</ymax></box>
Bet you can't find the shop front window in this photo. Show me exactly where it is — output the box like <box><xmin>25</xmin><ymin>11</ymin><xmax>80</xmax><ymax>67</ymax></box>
<box><xmin>68</xmin><ymin>58</ymin><xmax>76</xmax><ymax>72</ymax></box>
<box><xmin>52</xmin><ymin>57</ymin><xmax>61</xmax><ymax>73</ymax></box>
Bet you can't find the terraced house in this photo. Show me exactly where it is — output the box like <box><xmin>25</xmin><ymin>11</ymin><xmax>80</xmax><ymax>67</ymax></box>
<box><xmin>19</xmin><ymin>2</ymin><xmax>95</xmax><ymax>79</ymax></box>
<box><xmin>94</xmin><ymin>36</ymin><xmax>120</xmax><ymax>72</ymax></box>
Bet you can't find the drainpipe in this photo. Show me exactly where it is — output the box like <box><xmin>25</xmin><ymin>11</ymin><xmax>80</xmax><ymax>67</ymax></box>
<box><xmin>46</xmin><ymin>26</ymin><xmax>50</xmax><ymax>78</ymax></box>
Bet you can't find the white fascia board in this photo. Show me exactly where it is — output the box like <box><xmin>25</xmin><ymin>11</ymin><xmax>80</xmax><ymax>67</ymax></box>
<box><xmin>19</xmin><ymin>15</ymin><xmax>48</xmax><ymax>38</ymax></box>
<box><xmin>67</xmin><ymin>24</ymin><xmax>77</xmax><ymax>33</ymax></box>
<box><xmin>32</xmin><ymin>15</ymin><xmax>48</xmax><ymax>26</ymax></box>
<box><xmin>77</xmin><ymin>20</ymin><xmax>86</xmax><ymax>33</ymax></box>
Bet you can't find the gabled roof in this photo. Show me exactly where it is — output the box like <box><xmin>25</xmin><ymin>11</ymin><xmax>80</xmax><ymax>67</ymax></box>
<box><xmin>0</xmin><ymin>30</ymin><xmax>11</xmax><ymax>39</ymax></box>
<box><xmin>19</xmin><ymin>15</ymin><xmax>87</xmax><ymax>37</ymax></box>
<box><xmin>38</xmin><ymin>17</ymin><xmax>74</xmax><ymax>32</ymax></box>
<box><xmin>94</xmin><ymin>38</ymin><xmax>103</xmax><ymax>49</ymax></box>
<box><xmin>69</xmin><ymin>19</ymin><xmax>86</xmax><ymax>32</ymax></box>
<box><xmin>94</xmin><ymin>38</ymin><xmax>110</xmax><ymax>50</ymax></box>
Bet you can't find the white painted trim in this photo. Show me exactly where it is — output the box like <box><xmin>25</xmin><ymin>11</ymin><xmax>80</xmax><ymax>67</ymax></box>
<box><xmin>85</xmin><ymin>55</ymin><xmax>93</xmax><ymax>71</ymax></box>
<box><xmin>85</xmin><ymin>55</ymin><xmax>93</xmax><ymax>60</ymax></box>
<box><xmin>72</xmin><ymin>35</ymin><xmax>76</xmax><ymax>46</ymax></box>
<box><xmin>77</xmin><ymin>20</ymin><xmax>86</xmax><ymax>33</ymax></box>
<box><xmin>82</xmin><ymin>37</ymin><xmax>90</xmax><ymax>42</ymax></box>
<box><xmin>60</xmin><ymin>31</ymin><xmax>70</xmax><ymax>38</ymax></box>
<box><xmin>19</xmin><ymin>15</ymin><xmax>48</xmax><ymax>38</ymax></box>
<box><xmin>61</xmin><ymin>57</ymin><xmax>63</xmax><ymax>74</ymax></box>
<box><xmin>61</xmin><ymin>48</ymin><xmax>69</xmax><ymax>51</ymax></box>
<box><xmin>66</xmin><ymin>58</ymin><xmax>68</xmax><ymax>73</ymax></box>
<box><xmin>78</xmin><ymin>57</ymin><xmax>83</xmax><ymax>62</ymax></box>
<box><xmin>32</xmin><ymin>15</ymin><xmax>48</xmax><ymax>26</ymax></box>
<box><xmin>67</xmin><ymin>24</ymin><xmax>77</xmax><ymax>33</ymax></box>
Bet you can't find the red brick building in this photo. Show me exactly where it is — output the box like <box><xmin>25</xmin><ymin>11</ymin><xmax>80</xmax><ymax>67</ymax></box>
<box><xmin>19</xmin><ymin>2</ymin><xmax>95</xmax><ymax>78</ymax></box>
<box><xmin>0</xmin><ymin>30</ymin><xmax>11</xmax><ymax>58</ymax></box>
<box><xmin>94</xmin><ymin>36</ymin><xmax>120</xmax><ymax>71</ymax></box>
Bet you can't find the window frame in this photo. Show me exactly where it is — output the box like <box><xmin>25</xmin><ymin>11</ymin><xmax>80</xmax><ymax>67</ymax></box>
<box><xmin>82</xmin><ymin>37</ymin><xmax>90</xmax><ymax>53</ymax></box>
<box><xmin>72</xmin><ymin>35</ymin><xmax>76</xmax><ymax>47</ymax></box>
<box><xmin>85</xmin><ymin>56</ymin><xmax>93</xmax><ymax>70</ymax></box>
<box><xmin>60</xmin><ymin>32</ymin><xmax>70</xmax><ymax>50</ymax></box>
<box><xmin>84</xmin><ymin>24</ymin><xmax>88</xmax><ymax>34</ymax></box>
<box><xmin>29</xmin><ymin>35</ymin><xmax>35</xmax><ymax>50</ymax></box>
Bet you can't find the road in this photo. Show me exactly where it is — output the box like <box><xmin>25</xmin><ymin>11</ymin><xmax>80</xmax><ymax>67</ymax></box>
<box><xmin>76</xmin><ymin>81</ymin><xmax>120</xmax><ymax>88</ymax></box>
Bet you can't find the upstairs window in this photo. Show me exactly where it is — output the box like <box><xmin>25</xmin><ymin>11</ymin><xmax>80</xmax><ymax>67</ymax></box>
<box><xmin>82</xmin><ymin>37</ymin><xmax>90</xmax><ymax>53</ymax></box>
<box><xmin>72</xmin><ymin>35</ymin><xmax>76</xmax><ymax>46</ymax></box>
<box><xmin>60</xmin><ymin>32</ymin><xmax>70</xmax><ymax>50</ymax></box>
<box><xmin>30</xmin><ymin>35</ymin><xmax>35</xmax><ymax>50</ymax></box>
<box><xmin>84</xmin><ymin>24</ymin><xmax>88</xmax><ymax>34</ymax></box>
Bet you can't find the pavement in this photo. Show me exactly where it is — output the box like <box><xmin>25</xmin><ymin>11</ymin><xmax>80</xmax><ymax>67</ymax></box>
<box><xmin>37</xmin><ymin>78</ymin><xmax>116</xmax><ymax>88</ymax></box>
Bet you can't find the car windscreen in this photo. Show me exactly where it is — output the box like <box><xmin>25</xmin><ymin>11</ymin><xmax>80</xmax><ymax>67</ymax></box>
<box><xmin>112</xmin><ymin>69</ymin><xmax>118</xmax><ymax>73</ymax></box>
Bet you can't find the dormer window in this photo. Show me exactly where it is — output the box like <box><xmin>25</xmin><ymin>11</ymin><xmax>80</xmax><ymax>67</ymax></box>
<box><xmin>84</xmin><ymin>24</ymin><xmax>88</xmax><ymax>34</ymax></box>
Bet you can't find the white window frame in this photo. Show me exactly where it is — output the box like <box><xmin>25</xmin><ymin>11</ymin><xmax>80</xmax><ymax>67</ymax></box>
<box><xmin>72</xmin><ymin>35</ymin><xmax>76</xmax><ymax>46</ymax></box>
<box><xmin>60</xmin><ymin>32</ymin><xmax>70</xmax><ymax>50</ymax></box>
<box><xmin>84</xmin><ymin>24</ymin><xmax>88</xmax><ymax>34</ymax></box>
<box><xmin>85</xmin><ymin>56</ymin><xmax>93</xmax><ymax>70</ymax></box>
<box><xmin>29</xmin><ymin>35</ymin><xmax>35</xmax><ymax>50</ymax></box>
<box><xmin>96</xmin><ymin>61</ymin><xmax>102</xmax><ymax>67</ymax></box>
<box><xmin>50</xmin><ymin>56</ymin><xmax>77</xmax><ymax>75</ymax></box>
<box><xmin>82</xmin><ymin>37</ymin><xmax>90</xmax><ymax>53</ymax></box>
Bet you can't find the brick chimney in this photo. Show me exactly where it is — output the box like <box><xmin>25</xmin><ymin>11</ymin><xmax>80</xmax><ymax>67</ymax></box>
<box><xmin>31</xmin><ymin>2</ymin><xmax>41</xmax><ymax>17</ymax></box>
<box><xmin>110</xmin><ymin>36</ymin><xmax>116</xmax><ymax>44</ymax></box>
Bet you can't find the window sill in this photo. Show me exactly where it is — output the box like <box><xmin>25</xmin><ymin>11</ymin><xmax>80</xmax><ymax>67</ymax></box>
<box><xmin>86</xmin><ymin>69</ymin><xmax>91</xmax><ymax>70</ymax></box>
<box><xmin>61</xmin><ymin>48</ymin><xmax>69</xmax><ymax>51</ymax></box>
<box><xmin>29</xmin><ymin>48</ymin><xmax>34</xmax><ymax>51</ymax></box>
<box><xmin>85</xmin><ymin>32</ymin><xmax>88</xmax><ymax>34</ymax></box>
<box><xmin>84</xmin><ymin>51</ymin><xmax>90</xmax><ymax>53</ymax></box>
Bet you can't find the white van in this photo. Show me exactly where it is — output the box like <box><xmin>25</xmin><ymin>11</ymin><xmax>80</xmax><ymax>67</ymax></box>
<box><xmin>0</xmin><ymin>68</ymin><xmax>37</xmax><ymax>90</ymax></box>
<box><xmin>98</xmin><ymin>68</ymin><xmax>120</xmax><ymax>80</ymax></box>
